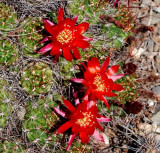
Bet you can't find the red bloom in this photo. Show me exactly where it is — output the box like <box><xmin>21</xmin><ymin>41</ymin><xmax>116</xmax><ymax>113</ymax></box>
<box><xmin>37</xmin><ymin>7</ymin><xmax>91</xmax><ymax>61</ymax></box>
<box><xmin>72</xmin><ymin>56</ymin><xmax>124</xmax><ymax>110</ymax></box>
<box><xmin>53</xmin><ymin>97</ymin><xmax>110</xmax><ymax>151</ymax></box>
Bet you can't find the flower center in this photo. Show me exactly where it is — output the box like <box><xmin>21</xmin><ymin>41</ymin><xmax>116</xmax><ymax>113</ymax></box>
<box><xmin>56</xmin><ymin>29</ymin><xmax>74</xmax><ymax>45</ymax></box>
<box><xmin>76</xmin><ymin>112</ymin><xmax>94</xmax><ymax>128</ymax></box>
<box><xmin>93</xmin><ymin>73</ymin><xmax>106</xmax><ymax>92</ymax></box>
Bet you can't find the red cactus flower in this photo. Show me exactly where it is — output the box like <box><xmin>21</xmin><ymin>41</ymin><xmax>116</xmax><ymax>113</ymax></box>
<box><xmin>72</xmin><ymin>56</ymin><xmax>124</xmax><ymax>110</ymax></box>
<box><xmin>53</xmin><ymin>97</ymin><xmax>110</xmax><ymax>151</ymax></box>
<box><xmin>37</xmin><ymin>7</ymin><xmax>91</xmax><ymax>61</ymax></box>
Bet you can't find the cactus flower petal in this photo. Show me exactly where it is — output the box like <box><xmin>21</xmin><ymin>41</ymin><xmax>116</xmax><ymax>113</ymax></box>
<box><xmin>43</xmin><ymin>19</ymin><xmax>54</xmax><ymax>34</ymax></box>
<box><xmin>97</xmin><ymin>116</ymin><xmax>111</xmax><ymax>122</ymax></box>
<box><xmin>106</xmin><ymin>65</ymin><xmax>119</xmax><ymax>76</ymax></box>
<box><xmin>53</xmin><ymin>107</ymin><xmax>66</xmax><ymax>117</ymax></box>
<box><xmin>37</xmin><ymin>43</ymin><xmax>53</xmax><ymax>53</ymax></box>
<box><xmin>108</xmin><ymin>74</ymin><xmax>124</xmax><ymax>81</ymax></box>
<box><xmin>39</xmin><ymin>36</ymin><xmax>51</xmax><ymax>43</ymax></box>
<box><xmin>101</xmin><ymin>56</ymin><xmax>110</xmax><ymax>73</ymax></box>
<box><xmin>75</xmin><ymin>40</ymin><xmax>90</xmax><ymax>49</ymax></box>
<box><xmin>82</xmin><ymin>36</ymin><xmax>93</xmax><ymax>41</ymax></box>
<box><xmin>72</xmin><ymin>47</ymin><xmax>81</xmax><ymax>59</ymax></box>
<box><xmin>63</xmin><ymin>47</ymin><xmax>73</xmax><ymax>61</ymax></box>
<box><xmin>58</xmin><ymin>6</ymin><xmax>63</xmax><ymax>23</ymax></box>
<box><xmin>112</xmin><ymin>83</ymin><xmax>124</xmax><ymax>91</ymax></box>
<box><xmin>66</xmin><ymin>134</ymin><xmax>77</xmax><ymax>151</ymax></box>
<box><xmin>80</xmin><ymin>132</ymin><xmax>89</xmax><ymax>143</ymax></box>
<box><xmin>56</xmin><ymin>121</ymin><xmax>72</xmax><ymax>134</ymax></box>
<box><xmin>62</xmin><ymin>97</ymin><xmax>75</xmax><ymax>112</ymax></box>
<box><xmin>92</xmin><ymin>130</ymin><xmax>104</xmax><ymax>142</ymax></box>
<box><xmin>76</xmin><ymin>22</ymin><xmax>89</xmax><ymax>35</ymax></box>
<box><xmin>73</xmin><ymin>16</ymin><xmax>78</xmax><ymax>24</ymax></box>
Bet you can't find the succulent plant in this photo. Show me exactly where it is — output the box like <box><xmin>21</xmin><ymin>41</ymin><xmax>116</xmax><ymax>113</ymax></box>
<box><xmin>20</xmin><ymin>62</ymin><xmax>53</xmax><ymax>95</ymax></box>
<box><xmin>0</xmin><ymin>38</ymin><xmax>18</xmax><ymax>66</ymax></box>
<box><xmin>0</xmin><ymin>78</ymin><xmax>13</xmax><ymax>131</ymax></box>
<box><xmin>0</xmin><ymin>140</ymin><xmax>25</xmax><ymax>153</ymax></box>
<box><xmin>68</xmin><ymin>0</ymin><xmax>131</xmax><ymax>53</ymax></box>
<box><xmin>0</xmin><ymin>3</ymin><xmax>18</xmax><ymax>36</ymax></box>
<box><xmin>18</xmin><ymin>17</ymin><xmax>43</xmax><ymax>57</ymax></box>
<box><xmin>59</xmin><ymin>57</ymin><xmax>78</xmax><ymax>81</ymax></box>
<box><xmin>22</xmin><ymin>98</ymin><xmax>59</xmax><ymax>149</ymax></box>
<box><xmin>115</xmin><ymin>74</ymin><xmax>139</xmax><ymax>104</ymax></box>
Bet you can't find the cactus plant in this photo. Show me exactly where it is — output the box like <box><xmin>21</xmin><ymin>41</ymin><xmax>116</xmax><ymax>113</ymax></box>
<box><xmin>20</xmin><ymin>62</ymin><xmax>53</xmax><ymax>95</ymax></box>
<box><xmin>0</xmin><ymin>3</ymin><xmax>18</xmax><ymax>36</ymax></box>
<box><xmin>68</xmin><ymin>0</ymin><xmax>131</xmax><ymax>53</ymax></box>
<box><xmin>59</xmin><ymin>57</ymin><xmax>78</xmax><ymax>81</ymax></box>
<box><xmin>0</xmin><ymin>140</ymin><xmax>25</xmax><ymax>153</ymax></box>
<box><xmin>22</xmin><ymin>98</ymin><xmax>59</xmax><ymax>149</ymax></box>
<box><xmin>0</xmin><ymin>38</ymin><xmax>18</xmax><ymax>66</ymax></box>
<box><xmin>0</xmin><ymin>78</ymin><xmax>13</xmax><ymax>131</ymax></box>
<box><xmin>18</xmin><ymin>17</ymin><xmax>43</xmax><ymax>57</ymax></box>
<box><xmin>114</xmin><ymin>74</ymin><xmax>139</xmax><ymax>104</ymax></box>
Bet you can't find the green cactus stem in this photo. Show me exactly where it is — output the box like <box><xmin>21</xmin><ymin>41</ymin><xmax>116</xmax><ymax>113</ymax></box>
<box><xmin>0</xmin><ymin>3</ymin><xmax>18</xmax><ymax>36</ymax></box>
<box><xmin>23</xmin><ymin>98</ymin><xmax>59</xmax><ymax>148</ymax></box>
<box><xmin>0</xmin><ymin>78</ymin><xmax>13</xmax><ymax>131</ymax></box>
<box><xmin>0</xmin><ymin>38</ymin><xmax>18</xmax><ymax>66</ymax></box>
<box><xmin>18</xmin><ymin>17</ymin><xmax>43</xmax><ymax>57</ymax></box>
<box><xmin>20</xmin><ymin>62</ymin><xmax>53</xmax><ymax>95</ymax></box>
<box><xmin>0</xmin><ymin>140</ymin><xmax>25</xmax><ymax>153</ymax></box>
<box><xmin>115</xmin><ymin>75</ymin><xmax>139</xmax><ymax>104</ymax></box>
<box><xmin>68</xmin><ymin>0</ymin><xmax>131</xmax><ymax>53</ymax></box>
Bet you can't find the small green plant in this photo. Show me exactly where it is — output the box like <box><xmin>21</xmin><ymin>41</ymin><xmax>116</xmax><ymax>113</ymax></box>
<box><xmin>115</xmin><ymin>74</ymin><xmax>139</xmax><ymax>104</ymax></box>
<box><xmin>23</xmin><ymin>98</ymin><xmax>59</xmax><ymax>148</ymax></box>
<box><xmin>20</xmin><ymin>62</ymin><xmax>53</xmax><ymax>95</ymax></box>
<box><xmin>0</xmin><ymin>3</ymin><xmax>18</xmax><ymax>36</ymax></box>
<box><xmin>18</xmin><ymin>17</ymin><xmax>43</xmax><ymax>57</ymax></box>
<box><xmin>0</xmin><ymin>140</ymin><xmax>25</xmax><ymax>153</ymax></box>
<box><xmin>0</xmin><ymin>38</ymin><xmax>18</xmax><ymax>66</ymax></box>
<box><xmin>59</xmin><ymin>57</ymin><xmax>78</xmax><ymax>81</ymax></box>
<box><xmin>68</xmin><ymin>0</ymin><xmax>130</xmax><ymax>52</ymax></box>
<box><xmin>0</xmin><ymin>78</ymin><xmax>13</xmax><ymax>131</ymax></box>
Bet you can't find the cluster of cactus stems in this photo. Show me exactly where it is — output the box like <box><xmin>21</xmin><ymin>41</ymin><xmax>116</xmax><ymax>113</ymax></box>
<box><xmin>0</xmin><ymin>1</ymin><xmax>142</xmax><ymax>152</ymax></box>
<box><xmin>68</xmin><ymin>0</ymin><xmax>131</xmax><ymax>52</ymax></box>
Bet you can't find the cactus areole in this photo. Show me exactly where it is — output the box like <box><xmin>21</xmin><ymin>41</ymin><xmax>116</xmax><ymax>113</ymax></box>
<box><xmin>72</xmin><ymin>56</ymin><xmax>124</xmax><ymax>110</ymax></box>
<box><xmin>37</xmin><ymin>7</ymin><xmax>92</xmax><ymax>61</ymax></box>
<box><xmin>53</xmin><ymin>97</ymin><xmax>110</xmax><ymax>151</ymax></box>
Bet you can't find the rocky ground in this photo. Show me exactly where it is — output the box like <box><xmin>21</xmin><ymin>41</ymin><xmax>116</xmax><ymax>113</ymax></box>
<box><xmin>0</xmin><ymin>0</ymin><xmax>160</xmax><ymax>153</ymax></box>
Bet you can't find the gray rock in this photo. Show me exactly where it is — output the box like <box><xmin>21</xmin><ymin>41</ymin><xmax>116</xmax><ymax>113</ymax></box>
<box><xmin>152</xmin><ymin>86</ymin><xmax>160</xmax><ymax>97</ymax></box>
<box><xmin>152</xmin><ymin>111</ymin><xmax>160</xmax><ymax>125</ymax></box>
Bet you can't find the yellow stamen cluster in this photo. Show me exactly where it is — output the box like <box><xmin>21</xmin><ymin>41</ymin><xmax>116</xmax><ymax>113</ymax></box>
<box><xmin>93</xmin><ymin>73</ymin><xmax>106</xmax><ymax>92</ymax></box>
<box><xmin>76</xmin><ymin>112</ymin><xmax>94</xmax><ymax>127</ymax></box>
<box><xmin>56</xmin><ymin>29</ymin><xmax>74</xmax><ymax>45</ymax></box>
